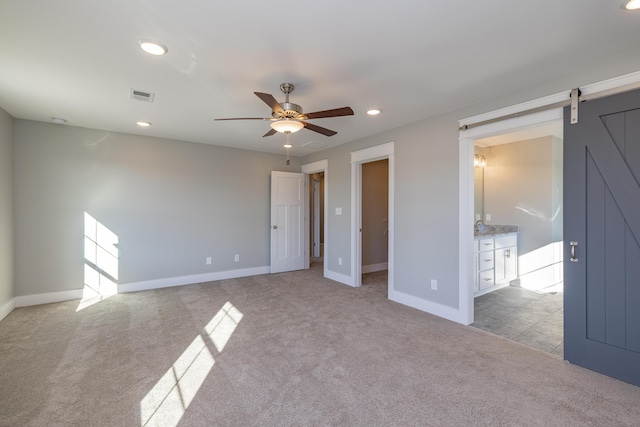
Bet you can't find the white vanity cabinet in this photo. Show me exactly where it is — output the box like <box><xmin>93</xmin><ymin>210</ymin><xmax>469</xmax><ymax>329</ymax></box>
<box><xmin>474</xmin><ymin>233</ymin><xmax>518</xmax><ymax>297</ymax></box>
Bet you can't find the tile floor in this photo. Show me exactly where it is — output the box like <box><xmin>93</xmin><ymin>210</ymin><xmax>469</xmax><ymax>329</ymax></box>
<box><xmin>472</xmin><ymin>286</ymin><xmax>564</xmax><ymax>357</ymax></box>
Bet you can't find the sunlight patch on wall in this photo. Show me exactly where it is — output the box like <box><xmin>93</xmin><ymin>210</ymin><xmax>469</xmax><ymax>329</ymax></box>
<box><xmin>78</xmin><ymin>212</ymin><xmax>119</xmax><ymax>311</ymax></box>
<box><xmin>140</xmin><ymin>302</ymin><xmax>243</xmax><ymax>426</ymax></box>
<box><xmin>518</xmin><ymin>241</ymin><xmax>563</xmax><ymax>293</ymax></box>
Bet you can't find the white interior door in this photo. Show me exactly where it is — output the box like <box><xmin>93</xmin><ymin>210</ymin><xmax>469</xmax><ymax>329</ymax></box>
<box><xmin>271</xmin><ymin>171</ymin><xmax>305</xmax><ymax>273</ymax></box>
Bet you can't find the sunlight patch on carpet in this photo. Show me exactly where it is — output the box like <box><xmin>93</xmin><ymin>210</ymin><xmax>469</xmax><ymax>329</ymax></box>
<box><xmin>140</xmin><ymin>302</ymin><xmax>243</xmax><ymax>426</ymax></box>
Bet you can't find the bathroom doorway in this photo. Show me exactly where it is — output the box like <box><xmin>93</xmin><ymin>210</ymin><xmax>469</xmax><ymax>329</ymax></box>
<box><xmin>471</xmin><ymin>122</ymin><xmax>565</xmax><ymax>356</ymax></box>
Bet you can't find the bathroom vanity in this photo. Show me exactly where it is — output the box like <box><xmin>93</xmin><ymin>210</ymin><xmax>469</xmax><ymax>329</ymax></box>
<box><xmin>474</xmin><ymin>226</ymin><xmax>518</xmax><ymax>297</ymax></box>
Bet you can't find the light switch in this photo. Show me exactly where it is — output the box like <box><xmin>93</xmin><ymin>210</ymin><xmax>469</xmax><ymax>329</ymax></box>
<box><xmin>335</xmin><ymin>207</ymin><xmax>342</xmax><ymax>215</ymax></box>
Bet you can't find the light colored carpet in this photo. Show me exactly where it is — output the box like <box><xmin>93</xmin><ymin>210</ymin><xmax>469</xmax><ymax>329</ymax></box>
<box><xmin>1</xmin><ymin>264</ymin><xmax>639</xmax><ymax>426</ymax></box>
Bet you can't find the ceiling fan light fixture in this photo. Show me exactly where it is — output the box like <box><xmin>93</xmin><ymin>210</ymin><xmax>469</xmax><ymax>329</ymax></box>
<box><xmin>139</xmin><ymin>41</ymin><xmax>168</xmax><ymax>56</ymax></box>
<box><xmin>136</xmin><ymin>121</ymin><xmax>151</xmax><ymax>127</ymax></box>
<box><xmin>271</xmin><ymin>119</ymin><xmax>304</xmax><ymax>134</ymax></box>
<box><xmin>625</xmin><ymin>0</ymin><xmax>640</xmax><ymax>9</ymax></box>
<box><xmin>367</xmin><ymin>109</ymin><xmax>381</xmax><ymax>116</ymax></box>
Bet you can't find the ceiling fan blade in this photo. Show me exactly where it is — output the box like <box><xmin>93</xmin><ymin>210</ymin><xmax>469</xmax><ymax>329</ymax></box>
<box><xmin>214</xmin><ymin>117</ymin><xmax>272</xmax><ymax>121</ymax></box>
<box><xmin>254</xmin><ymin>92</ymin><xmax>284</xmax><ymax>116</ymax></box>
<box><xmin>262</xmin><ymin>128</ymin><xmax>277</xmax><ymax>137</ymax></box>
<box><xmin>301</xmin><ymin>121</ymin><xmax>337</xmax><ymax>137</ymax></box>
<box><xmin>303</xmin><ymin>106</ymin><xmax>354</xmax><ymax>120</ymax></box>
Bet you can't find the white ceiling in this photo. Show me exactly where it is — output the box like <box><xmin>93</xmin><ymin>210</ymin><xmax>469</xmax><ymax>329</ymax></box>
<box><xmin>1</xmin><ymin>1</ymin><xmax>639</xmax><ymax>156</ymax></box>
<box><xmin>475</xmin><ymin>120</ymin><xmax>564</xmax><ymax>147</ymax></box>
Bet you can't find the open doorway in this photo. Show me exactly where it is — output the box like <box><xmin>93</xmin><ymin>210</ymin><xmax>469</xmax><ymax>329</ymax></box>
<box><xmin>361</xmin><ymin>159</ymin><xmax>389</xmax><ymax>288</ymax></box>
<box><xmin>301</xmin><ymin>159</ymin><xmax>328</xmax><ymax>277</ymax></box>
<box><xmin>350</xmin><ymin>142</ymin><xmax>395</xmax><ymax>292</ymax></box>
<box><xmin>309</xmin><ymin>172</ymin><xmax>325</xmax><ymax>267</ymax></box>
<box><xmin>470</xmin><ymin>121</ymin><xmax>564</xmax><ymax>356</ymax></box>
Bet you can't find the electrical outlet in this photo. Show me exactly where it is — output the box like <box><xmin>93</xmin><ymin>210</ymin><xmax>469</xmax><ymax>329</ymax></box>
<box><xmin>431</xmin><ymin>279</ymin><xmax>438</xmax><ymax>291</ymax></box>
<box><xmin>338</xmin><ymin>257</ymin><xmax>343</xmax><ymax>265</ymax></box>
<box><xmin>206</xmin><ymin>257</ymin><xmax>212</xmax><ymax>265</ymax></box>
<box><xmin>234</xmin><ymin>254</ymin><xmax>239</xmax><ymax>262</ymax></box>
<box><xmin>485</xmin><ymin>213</ymin><xmax>492</xmax><ymax>222</ymax></box>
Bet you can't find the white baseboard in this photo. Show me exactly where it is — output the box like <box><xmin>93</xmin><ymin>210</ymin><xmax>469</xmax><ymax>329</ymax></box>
<box><xmin>0</xmin><ymin>298</ymin><xmax>16</xmax><ymax>321</ymax></box>
<box><xmin>15</xmin><ymin>289</ymin><xmax>83</xmax><ymax>308</ymax></box>
<box><xmin>119</xmin><ymin>266</ymin><xmax>270</xmax><ymax>293</ymax></box>
<box><xmin>362</xmin><ymin>262</ymin><xmax>388</xmax><ymax>274</ymax></box>
<box><xmin>325</xmin><ymin>269</ymin><xmax>355</xmax><ymax>287</ymax></box>
<box><xmin>389</xmin><ymin>289</ymin><xmax>464</xmax><ymax>324</ymax></box>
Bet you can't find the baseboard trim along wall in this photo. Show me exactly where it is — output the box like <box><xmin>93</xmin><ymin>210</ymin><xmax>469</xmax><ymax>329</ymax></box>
<box><xmin>6</xmin><ymin>266</ymin><xmax>271</xmax><ymax>314</ymax></box>
<box><xmin>389</xmin><ymin>289</ymin><xmax>463</xmax><ymax>324</ymax></box>
<box><xmin>15</xmin><ymin>289</ymin><xmax>83</xmax><ymax>308</ymax></box>
<box><xmin>362</xmin><ymin>262</ymin><xmax>388</xmax><ymax>274</ymax></box>
<box><xmin>119</xmin><ymin>266</ymin><xmax>271</xmax><ymax>294</ymax></box>
<box><xmin>325</xmin><ymin>270</ymin><xmax>354</xmax><ymax>287</ymax></box>
<box><xmin>0</xmin><ymin>298</ymin><xmax>16</xmax><ymax>322</ymax></box>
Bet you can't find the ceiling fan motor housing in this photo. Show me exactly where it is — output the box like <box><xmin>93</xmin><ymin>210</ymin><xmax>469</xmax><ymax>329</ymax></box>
<box><xmin>273</xmin><ymin>102</ymin><xmax>303</xmax><ymax>119</ymax></box>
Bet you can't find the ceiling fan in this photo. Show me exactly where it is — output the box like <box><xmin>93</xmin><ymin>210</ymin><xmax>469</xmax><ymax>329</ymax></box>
<box><xmin>215</xmin><ymin>83</ymin><xmax>354</xmax><ymax>137</ymax></box>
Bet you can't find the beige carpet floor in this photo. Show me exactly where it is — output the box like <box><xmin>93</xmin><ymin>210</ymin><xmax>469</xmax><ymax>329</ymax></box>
<box><xmin>1</xmin><ymin>264</ymin><xmax>640</xmax><ymax>426</ymax></box>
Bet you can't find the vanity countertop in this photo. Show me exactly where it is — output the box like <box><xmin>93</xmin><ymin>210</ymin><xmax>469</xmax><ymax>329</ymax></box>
<box><xmin>474</xmin><ymin>224</ymin><xmax>519</xmax><ymax>238</ymax></box>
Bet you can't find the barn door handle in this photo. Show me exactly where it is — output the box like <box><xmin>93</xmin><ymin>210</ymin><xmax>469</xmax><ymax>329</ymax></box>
<box><xmin>570</xmin><ymin>241</ymin><xmax>579</xmax><ymax>262</ymax></box>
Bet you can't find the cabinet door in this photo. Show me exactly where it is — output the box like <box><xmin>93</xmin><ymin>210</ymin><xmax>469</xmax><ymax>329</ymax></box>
<box><xmin>496</xmin><ymin>246</ymin><xmax>518</xmax><ymax>284</ymax></box>
<box><xmin>504</xmin><ymin>246</ymin><xmax>517</xmax><ymax>281</ymax></box>
<box><xmin>495</xmin><ymin>248</ymin><xmax>507</xmax><ymax>283</ymax></box>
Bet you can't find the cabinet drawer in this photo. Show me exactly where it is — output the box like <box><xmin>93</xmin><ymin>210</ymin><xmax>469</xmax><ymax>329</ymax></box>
<box><xmin>478</xmin><ymin>238</ymin><xmax>494</xmax><ymax>251</ymax></box>
<box><xmin>494</xmin><ymin>234</ymin><xmax>517</xmax><ymax>249</ymax></box>
<box><xmin>478</xmin><ymin>269</ymin><xmax>495</xmax><ymax>290</ymax></box>
<box><xmin>478</xmin><ymin>251</ymin><xmax>494</xmax><ymax>271</ymax></box>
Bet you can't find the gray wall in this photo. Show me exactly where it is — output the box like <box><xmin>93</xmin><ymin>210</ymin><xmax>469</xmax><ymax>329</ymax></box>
<box><xmin>13</xmin><ymin>120</ymin><xmax>299</xmax><ymax>296</ymax></box>
<box><xmin>0</xmin><ymin>108</ymin><xmax>14</xmax><ymax>309</ymax></box>
<box><xmin>362</xmin><ymin>159</ymin><xmax>388</xmax><ymax>267</ymax></box>
<box><xmin>302</xmin><ymin>111</ymin><xmax>462</xmax><ymax>309</ymax></box>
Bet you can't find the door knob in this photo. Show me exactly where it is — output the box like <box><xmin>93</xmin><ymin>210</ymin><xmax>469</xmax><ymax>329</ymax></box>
<box><xmin>272</xmin><ymin>225</ymin><xmax>277</xmax><ymax>229</ymax></box>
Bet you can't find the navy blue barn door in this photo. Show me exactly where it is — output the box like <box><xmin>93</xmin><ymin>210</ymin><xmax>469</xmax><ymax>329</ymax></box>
<box><xmin>564</xmin><ymin>88</ymin><xmax>640</xmax><ymax>386</ymax></box>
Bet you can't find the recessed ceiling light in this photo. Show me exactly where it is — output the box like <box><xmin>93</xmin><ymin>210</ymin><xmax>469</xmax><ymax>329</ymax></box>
<box><xmin>51</xmin><ymin>117</ymin><xmax>67</xmax><ymax>124</ymax></box>
<box><xmin>367</xmin><ymin>109</ymin><xmax>381</xmax><ymax>116</ymax></box>
<box><xmin>136</xmin><ymin>121</ymin><xmax>151</xmax><ymax>127</ymax></box>
<box><xmin>283</xmin><ymin>144</ymin><xmax>293</xmax><ymax>148</ymax></box>
<box><xmin>138</xmin><ymin>41</ymin><xmax>167</xmax><ymax>56</ymax></box>
<box><xmin>625</xmin><ymin>0</ymin><xmax>640</xmax><ymax>9</ymax></box>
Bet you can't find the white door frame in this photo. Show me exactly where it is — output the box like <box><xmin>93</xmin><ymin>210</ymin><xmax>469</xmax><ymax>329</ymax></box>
<box><xmin>457</xmin><ymin>71</ymin><xmax>640</xmax><ymax>325</ymax></box>
<box><xmin>351</xmin><ymin>142</ymin><xmax>395</xmax><ymax>293</ymax></box>
<box><xmin>301</xmin><ymin>159</ymin><xmax>328</xmax><ymax>278</ymax></box>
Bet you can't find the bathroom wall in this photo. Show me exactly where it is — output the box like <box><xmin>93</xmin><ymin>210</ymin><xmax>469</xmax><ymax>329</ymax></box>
<box><xmin>483</xmin><ymin>136</ymin><xmax>563</xmax><ymax>290</ymax></box>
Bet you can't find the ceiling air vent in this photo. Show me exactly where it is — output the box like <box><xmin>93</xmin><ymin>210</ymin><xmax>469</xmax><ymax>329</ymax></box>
<box><xmin>130</xmin><ymin>89</ymin><xmax>155</xmax><ymax>103</ymax></box>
